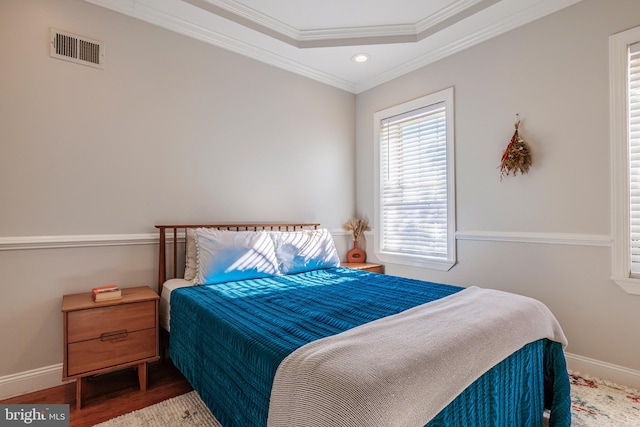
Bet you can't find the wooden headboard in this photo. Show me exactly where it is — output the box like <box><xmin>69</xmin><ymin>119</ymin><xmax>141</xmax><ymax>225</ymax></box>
<box><xmin>155</xmin><ymin>223</ymin><xmax>320</xmax><ymax>294</ymax></box>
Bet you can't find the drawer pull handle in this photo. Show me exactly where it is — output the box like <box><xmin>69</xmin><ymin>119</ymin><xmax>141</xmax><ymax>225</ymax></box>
<box><xmin>100</xmin><ymin>330</ymin><xmax>128</xmax><ymax>341</ymax></box>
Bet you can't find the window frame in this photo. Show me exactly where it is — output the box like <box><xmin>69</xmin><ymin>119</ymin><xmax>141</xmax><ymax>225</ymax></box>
<box><xmin>610</xmin><ymin>25</ymin><xmax>640</xmax><ymax>295</ymax></box>
<box><xmin>373</xmin><ymin>87</ymin><xmax>456</xmax><ymax>271</ymax></box>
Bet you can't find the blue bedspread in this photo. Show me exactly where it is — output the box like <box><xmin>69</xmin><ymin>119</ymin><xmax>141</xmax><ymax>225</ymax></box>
<box><xmin>169</xmin><ymin>267</ymin><xmax>570</xmax><ymax>427</ymax></box>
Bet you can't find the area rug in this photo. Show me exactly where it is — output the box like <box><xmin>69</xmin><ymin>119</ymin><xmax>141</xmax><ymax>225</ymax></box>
<box><xmin>94</xmin><ymin>391</ymin><xmax>221</xmax><ymax>427</ymax></box>
<box><xmin>95</xmin><ymin>371</ymin><xmax>640</xmax><ymax>426</ymax></box>
<box><xmin>569</xmin><ymin>371</ymin><xmax>640</xmax><ymax>426</ymax></box>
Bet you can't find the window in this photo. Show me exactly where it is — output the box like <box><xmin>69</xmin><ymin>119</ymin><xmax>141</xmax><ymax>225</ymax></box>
<box><xmin>629</xmin><ymin>42</ymin><xmax>640</xmax><ymax>276</ymax></box>
<box><xmin>611</xmin><ymin>26</ymin><xmax>640</xmax><ymax>295</ymax></box>
<box><xmin>374</xmin><ymin>87</ymin><xmax>456</xmax><ymax>270</ymax></box>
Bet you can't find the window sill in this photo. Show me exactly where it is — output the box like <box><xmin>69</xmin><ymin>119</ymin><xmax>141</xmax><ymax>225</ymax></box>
<box><xmin>376</xmin><ymin>252</ymin><xmax>456</xmax><ymax>271</ymax></box>
<box><xmin>611</xmin><ymin>277</ymin><xmax>640</xmax><ymax>295</ymax></box>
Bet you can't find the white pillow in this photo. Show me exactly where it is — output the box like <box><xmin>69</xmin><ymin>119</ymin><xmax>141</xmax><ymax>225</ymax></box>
<box><xmin>184</xmin><ymin>228</ymin><xmax>197</xmax><ymax>282</ymax></box>
<box><xmin>194</xmin><ymin>228</ymin><xmax>280</xmax><ymax>285</ymax></box>
<box><xmin>270</xmin><ymin>228</ymin><xmax>340</xmax><ymax>275</ymax></box>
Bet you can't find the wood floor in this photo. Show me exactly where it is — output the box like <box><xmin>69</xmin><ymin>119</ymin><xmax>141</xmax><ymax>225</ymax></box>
<box><xmin>1</xmin><ymin>361</ymin><xmax>192</xmax><ymax>427</ymax></box>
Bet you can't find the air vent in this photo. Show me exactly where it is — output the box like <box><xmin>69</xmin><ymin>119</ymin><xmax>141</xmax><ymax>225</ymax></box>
<box><xmin>50</xmin><ymin>28</ymin><xmax>104</xmax><ymax>69</ymax></box>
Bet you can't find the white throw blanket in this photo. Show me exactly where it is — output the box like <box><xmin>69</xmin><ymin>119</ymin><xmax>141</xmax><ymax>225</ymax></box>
<box><xmin>268</xmin><ymin>286</ymin><xmax>567</xmax><ymax>427</ymax></box>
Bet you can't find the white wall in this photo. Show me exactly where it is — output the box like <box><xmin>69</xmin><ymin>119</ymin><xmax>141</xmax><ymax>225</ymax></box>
<box><xmin>356</xmin><ymin>0</ymin><xmax>640</xmax><ymax>375</ymax></box>
<box><xmin>0</xmin><ymin>0</ymin><xmax>355</xmax><ymax>384</ymax></box>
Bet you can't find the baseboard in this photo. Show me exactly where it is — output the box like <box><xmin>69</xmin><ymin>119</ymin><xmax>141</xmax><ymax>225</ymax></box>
<box><xmin>0</xmin><ymin>364</ymin><xmax>72</xmax><ymax>400</ymax></box>
<box><xmin>2</xmin><ymin>353</ymin><xmax>638</xmax><ymax>401</ymax></box>
<box><xmin>565</xmin><ymin>352</ymin><xmax>640</xmax><ymax>389</ymax></box>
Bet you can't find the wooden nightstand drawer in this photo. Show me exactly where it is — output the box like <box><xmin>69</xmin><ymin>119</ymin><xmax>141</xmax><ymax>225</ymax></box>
<box><xmin>67</xmin><ymin>301</ymin><xmax>156</xmax><ymax>343</ymax></box>
<box><xmin>67</xmin><ymin>328</ymin><xmax>156</xmax><ymax>376</ymax></box>
<box><xmin>62</xmin><ymin>286</ymin><xmax>160</xmax><ymax>409</ymax></box>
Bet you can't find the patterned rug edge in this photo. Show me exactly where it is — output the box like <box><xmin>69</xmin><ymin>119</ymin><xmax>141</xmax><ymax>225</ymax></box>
<box><xmin>93</xmin><ymin>390</ymin><xmax>221</xmax><ymax>427</ymax></box>
<box><xmin>569</xmin><ymin>369</ymin><xmax>640</xmax><ymax>395</ymax></box>
<box><xmin>568</xmin><ymin>369</ymin><xmax>640</xmax><ymax>426</ymax></box>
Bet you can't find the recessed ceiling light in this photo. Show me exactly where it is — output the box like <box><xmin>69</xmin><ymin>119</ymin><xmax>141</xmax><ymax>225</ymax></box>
<box><xmin>352</xmin><ymin>53</ymin><xmax>369</xmax><ymax>63</ymax></box>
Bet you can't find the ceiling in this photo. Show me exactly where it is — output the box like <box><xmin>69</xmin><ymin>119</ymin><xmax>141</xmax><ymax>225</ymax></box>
<box><xmin>85</xmin><ymin>0</ymin><xmax>582</xmax><ymax>93</ymax></box>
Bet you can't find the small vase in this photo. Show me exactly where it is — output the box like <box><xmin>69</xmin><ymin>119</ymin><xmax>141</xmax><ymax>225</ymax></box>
<box><xmin>346</xmin><ymin>240</ymin><xmax>366</xmax><ymax>263</ymax></box>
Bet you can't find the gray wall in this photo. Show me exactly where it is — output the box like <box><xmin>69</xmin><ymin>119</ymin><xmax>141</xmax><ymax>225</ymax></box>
<box><xmin>3</xmin><ymin>0</ymin><xmax>640</xmax><ymax>395</ymax></box>
<box><xmin>356</xmin><ymin>0</ymin><xmax>640</xmax><ymax>372</ymax></box>
<box><xmin>0</xmin><ymin>0</ymin><xmax>355</xmax><ymax>378</ymax></box>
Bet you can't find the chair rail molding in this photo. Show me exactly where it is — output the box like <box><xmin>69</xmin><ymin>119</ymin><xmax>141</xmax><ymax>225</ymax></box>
<box><xmin>0</xmin><ymin>229</ymin><xmax>348</xmax><ymax>251</ymax></box>
<box><xmin>455</xmin><ymin>230</ymin><xmax>611</xmax><ymax>247</ymax></box>
<box><xmin>0</xmin><ymin>233</ymin><xmax>158</xmax><ymax>251</ymax></box>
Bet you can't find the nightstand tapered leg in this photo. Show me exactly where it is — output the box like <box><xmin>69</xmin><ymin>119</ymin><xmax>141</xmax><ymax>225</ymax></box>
<box><xmin>138</xmin><ymin>363</ymin><xmax>148</xmax><ymax>391</ymax></box>
<box><xmin>75</xmin><ymin>377</ymin><xmax>84</xmax><ymax>410</ymax></box>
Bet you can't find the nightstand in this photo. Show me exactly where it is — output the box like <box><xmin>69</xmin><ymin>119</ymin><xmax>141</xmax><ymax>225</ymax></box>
<box><xmin>61</xmin><ymin>286</ymin><xmax>160</xmax><ymax>409</ymax></box>
<box><xmin>340</xmin><ymin>262</ymin><xmax>384</xmax><ymax>274</ymax></box>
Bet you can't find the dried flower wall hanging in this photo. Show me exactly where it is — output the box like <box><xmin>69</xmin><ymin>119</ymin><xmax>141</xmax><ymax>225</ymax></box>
<box><xmin>499</xmin><ymin>117</ymin><xmax>532</xmax><ymax>180</ymax></box>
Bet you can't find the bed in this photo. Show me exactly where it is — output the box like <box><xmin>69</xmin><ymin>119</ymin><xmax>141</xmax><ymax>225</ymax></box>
<box><xmin>156</xmin><ymin>223</ymin><xmax>571</xmax><ymax>427</ymax></box>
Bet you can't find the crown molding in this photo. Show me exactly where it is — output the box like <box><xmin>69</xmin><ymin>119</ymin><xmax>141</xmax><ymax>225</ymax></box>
<box><xmin>196</xmin><ymin>0</ymin><xmax>300</xmax><ymax>40</ymax></box>
<box><xmin>86</xmin><ymin>0</ymin><xmax>357</xmax><ymax>92</ymax></box>
<box><xmin>185</xmin><ymin>0</ymin><xmax>501</xmax><ymax>48</ymax></box>
<box><xmin>415</xmin><ymin>0</ymin><xmax>490</xmax><ymax>34</ymax></box>
<box><xmin>355</xmin><ymin>0</ymin><xmax>583</xmax><ymax>93</ymax></box>
<box><xmin>191</xmin><ymin>0</ymin><xmax>485</xmax><ymax>43</ymax></box>
<box><xmin>85</xmin><ymin>0</ymin><xmax>583</xmax><ymax>93</ymax></box>
<box><xmin>183</xmin><ymin>0</ymin><xmax>419</xmax><ymax>48</ymax></box>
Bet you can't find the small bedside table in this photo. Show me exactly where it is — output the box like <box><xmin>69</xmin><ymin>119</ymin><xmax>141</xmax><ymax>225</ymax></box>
<box><xmin>61</xmin><ymin>286</ymin><xmax>160</xmax><ymax>409</ymax></box>
<box><xmin>340</xmin><ymin>262</ymin><xmax>384</xmax><ymax>274</ymax></box>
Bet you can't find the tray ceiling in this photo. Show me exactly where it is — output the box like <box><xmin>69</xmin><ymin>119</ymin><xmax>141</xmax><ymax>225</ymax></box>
<box><xmin>85</xmin><ymin>0</ymin><xmax>583</xmax><ymax>93</ymax></box>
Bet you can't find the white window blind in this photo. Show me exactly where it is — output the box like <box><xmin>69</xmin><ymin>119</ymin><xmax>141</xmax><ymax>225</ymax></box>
<box><xmin>610</xmin><ymin>26</ymin><xmax>640</xmax><ymax>294</ymax></box>
<box><xmin>629</xmin><ymin>41</ymin><xmax>640</xmax><ymax>275</ymax></box>
<box><xmin>375</xmin><ymin>88</ymin><xmax>455</xmax><ymax>270</ymax></box>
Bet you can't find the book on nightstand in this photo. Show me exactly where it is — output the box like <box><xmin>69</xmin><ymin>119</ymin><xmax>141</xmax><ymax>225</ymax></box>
<box><xmin>92</xmin><ymin>285</ymin><xmax>122</xmax><ymax>302</ymax></box>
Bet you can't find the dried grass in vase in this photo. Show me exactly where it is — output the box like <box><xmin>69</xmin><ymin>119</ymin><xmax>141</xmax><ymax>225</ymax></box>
<box><xmin>499</xmin><ymin>119</ymin><xmax>532</xmax><ymax>180</ymax></box>
<box><xmin>343</xmin><ymin>217</ymin><xmax>371</xmax><ymax>242</ymax></box>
